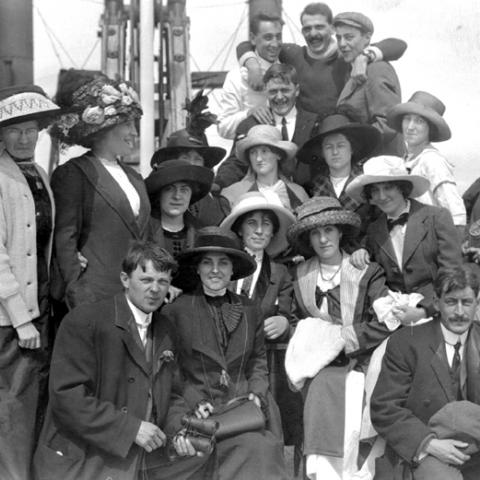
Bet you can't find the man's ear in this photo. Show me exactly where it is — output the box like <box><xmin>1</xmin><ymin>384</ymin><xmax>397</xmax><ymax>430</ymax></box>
<box><xmin>294</xmin><ymin>84</ymin><xmax>300</xmax><ymax>99</ymax></box>
<box><xmin>120</xmin><ymin>271</ymin><xmax>129</xmax><ymax>290</ymax></box>
<box><xmin>250</xmin><ymin>31</ymin><xmax>257</xmax><ymax>46</ymax></box>
<box><xmin>432</xmin><ymin>293</ymin><xmax>440</xmax><ymax>312</ymax></box>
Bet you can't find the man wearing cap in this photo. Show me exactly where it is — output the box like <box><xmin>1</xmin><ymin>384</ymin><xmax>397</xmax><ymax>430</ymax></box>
<box><xmin>371</xmin><ymin>265</ymin><xmax>480</xmax><ymax>480</ymax></box>
<box><xmin>214</xmin><ymin>63</ymin><xmax>320</xmax><ymax>190</ymax></box>
<box><xmin>0</xmin><ymin>84</ymin><xmax>59</xmax><ymax>478</ymax></box>
<box><xmin>334</xmin><ymin>11</ymin><xmax>404</xmax><ymax>156</ymax></box>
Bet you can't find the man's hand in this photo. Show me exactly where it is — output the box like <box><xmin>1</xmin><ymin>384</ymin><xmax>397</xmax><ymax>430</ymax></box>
<box><xmin>350</xmin><ymin>53</ymin><xmax>368</xmax><ymax>86</ymax></box>
<box><xmin>245</xmin><ymin>58</ymin><xmax>264</xmax><ymax>91</ymax></box>
<box><xmin>195</xmin><ymin>401</ymin><xmax>214</xmax><ymax>419</ymax></box>
<box><xmin>350</xmin><ymin>248</ymin><xmax>370</xmax><ymax>270</ymax></box>
<box><xmin>134</xmin><ymin>421</ymin><xmax>167</xmax><ymax>453</ymax></box>
<box><xmin>264</xmin><ymin>315</ymin><xmax>289</xmax><ymax>340</ymax></box>
<box><xmin>392</xmin><ymin>305</ymin><xmax>426</xmax><ymax>326</ymax></box>
<box><xmin>16</xmin><ymin>322</ymin><xmax>41</xmax><ymax>349</ymax></box>
<box><xmin>248</xmin><ymin>105</ymin><xmax>274</xmax><ymax>126</ymax></box>
<box><xmin>172</xmin><ymin>434</ymin><xmax>199</xmax><ymax>457</ymax></box>
<box><xmin>425</xmin><ymin>438</ymin><xmax>470</xmax><ymax>466</ymax></box>
<box><xmin>77</xmin><ymin>251</ymin><xmax>88</xmax><ymax>271</ymax></box>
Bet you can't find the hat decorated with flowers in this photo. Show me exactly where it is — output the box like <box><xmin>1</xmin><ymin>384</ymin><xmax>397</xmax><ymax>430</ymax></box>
<box><xmin>49</xmin><ymin>76</ymin><xmax>142</xmax><ymax>147</ymax></box>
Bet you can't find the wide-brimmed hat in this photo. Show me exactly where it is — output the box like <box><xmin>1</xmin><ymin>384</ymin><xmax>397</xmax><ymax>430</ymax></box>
<box><xmin>287</xmin><ymin>197</ymin><xmax>361</xmax><ymax>257</ymax></box>
<box><xmin>145</xmin><ymin>159</ymin><xmax>213</xmax><ymax>204</ymax></box>
<box><xmin>345</xmin><ymin>155</ymin><xmax>431</xmax><ymax>202</ymax></box>
<box><xmin>150</xmin><ymin>129</ymin><xmax>226</xmax><ymax>169</ymax></box>
<box><xmin>177</xmin><ymin>226</ymin><xmax>256</xmax><ymax>280</ymax></box>
<box><xmin>0</xmin><ymin>84</ymin><xmax>60</xmax><ymax>129</ymax></box>
<box><xmin>49</xmin><ymin>76</ymin><xmax>142</xmax><ymax>147</ymax></box>
<box><xmin>297</xmin><ymin>114</ymin><xmax>381</xmax><ymax>165</ymax></box>
<box><xmin>236</xmin><ymin>124</ymin><xmax>298</xmax><ymax>165</ymax></box>
<box><xmin>220</xmin><ymin>191</ymin><xmax>295</xmax><ymax>257</ymax></box>
<box><xmin>387</xmin><ymin>91</ymin><xmax>451</xmax><ymax>142</ymax></box>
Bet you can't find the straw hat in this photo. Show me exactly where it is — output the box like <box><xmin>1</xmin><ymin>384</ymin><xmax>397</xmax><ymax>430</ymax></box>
<box><xmin>235</xmin><ymin>124</ymin><xmax>298</xmax><ymax>164</ymax></box>
<box><xmin>177</xmin><ymin>226</ymin><xmax>256</xmax><ymax>280</ymax></box>
<box><xmin>0</xmin><ymin>85</ymin><xmax>59</xmax><ymax>129</ymax></box>
<box><xmin>150</xmin><ymin>128</ymin><xmax>226</xmax><ymax>169</ymax></box>
<box><xmin>220</xmin><ymin>191</ymin><xmax>295</xmax><ymax>257</ymax></box>
<box><xmin>297</xmin><ymin>113</ymin><xmax>381</xmax><ymax>165</ymax></box>
<box><xmin>345</xmin><ymin>155</ymin><xmax>431</xmax><ymax>202</ymax></box>
<box><xmin>145</xmin><ymin>159</ymin><xmax>214</xmax><ymax>204</ymax></box>
<box><xmin>287</xmin><ymin>197</ymin><xmax>361</xmax><ymax>256</ymax></box>
<box><xmin>387</xmin><ymin>91</ymin><xmax>451</xmax><ymax>142</ymax></box>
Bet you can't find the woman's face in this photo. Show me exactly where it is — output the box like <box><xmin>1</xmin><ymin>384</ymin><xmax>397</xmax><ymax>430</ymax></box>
<box><xmin>321</xmin><ymin>133</ymin><xmax>352</xmax><ymax>173</ymax></box>
<box><xmin>249</xmin><ymin>145</ymin><xmax>280</xmax><ymax>177</ymax></box>
<box><xmin>309</xmin><ymin>225</ymin><xmax>342</xmax><ymax>262</ymax></box>
<box><xmin>160</xmin><ymin>181</ymin><xmax>192</xmax><ymax>218</ymax></box>
<box><xmin>402</xmin><ymin>114</ymin><xmax>430</xmax><ymax>148</ymax></box>
<box><xmin>238</xmin><ymin>211</ymin><xmax>275</xmax><ymax>253</ymax></box>
<box><xmin>197</xmin><ymin>252</ymin><xmax>234</xmax><ymax>291</ymax></box>
<box><xmin>0</xmin><ymin>120</ymin><xmax>39</xmax><ymax>159</ymax></box>
<box><xmin>368</xmin><ymin>182</ymin><xmax>407</xmax><ymax>218</ymax></box>
<box><xmin>99</xmin><ymin>120</ymin><xmax>138</xmax><ymax>157</ymax></box>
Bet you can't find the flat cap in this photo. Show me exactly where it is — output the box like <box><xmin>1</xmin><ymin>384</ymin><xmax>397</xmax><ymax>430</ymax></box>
<box><xmin>333</xmin><ymin>12</ymin><xmax>374</xmax><ymax>34</ymax></box>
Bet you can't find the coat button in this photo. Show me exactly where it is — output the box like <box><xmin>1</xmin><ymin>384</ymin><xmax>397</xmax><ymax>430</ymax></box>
<box><xmin>121</xmin><ymin>406</ymin><xmax>128</xmax><ymax>413</ymax></box>
<box><xmin>27</xmin><ymin>223</ymin><xmax>31</xmax><ymax>228</ymax></box>
<box><xmin>128</xmin><ymin>377</ymin><xmax>135</xmax><ymax>383</ymax></box>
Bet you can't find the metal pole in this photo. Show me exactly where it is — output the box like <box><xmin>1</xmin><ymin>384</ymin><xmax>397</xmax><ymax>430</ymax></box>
<box><xmin>139</xmin><ymin>0</ymin><xmax>155</xmax><ymax>177</ymax></box>
<box><xmin>0</xmin><ymin>0</ymin><xmax>33</xmax><ymax>87</ymax></box>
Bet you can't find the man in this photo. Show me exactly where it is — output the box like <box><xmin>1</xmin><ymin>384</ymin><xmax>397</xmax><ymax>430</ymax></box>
<box><xmin>214</xmin><ymin>63</ymin><xmax>319</xmax><ymax>189</ymax></box>
<box><xmin>33</xmin><ymin>242</ymin><xmax>197</xmax><ymax>480</ymax></box>
<box><xmin>371</xmin><ymin>265</ymin><xmax>480</xmax><ymax>479</ymax></box>
<box><xmin>217</xmin><ymin>13</ymin><xmax>283</xmax><ymax>139</ymax></box>
<box><xmin>334</xmin><ymin>12</ymin><xmax>404</xmax><ymax>155</ymax></box>
<box><xmin>236</xmin><ymin>3</ymin><xmax>406</xmax><ymax>120</ymax></box>
<box><xmin>0</xmin><ymin>84</ymin><xmax>59</xmax><ymax>479</ymax></box>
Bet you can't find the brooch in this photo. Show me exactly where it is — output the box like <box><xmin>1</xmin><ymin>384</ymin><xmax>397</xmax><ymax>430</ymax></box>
<box><xmin>159</xmin><ymin>350</ymin><xmax>175</xmax><ymax>362</ymax></box>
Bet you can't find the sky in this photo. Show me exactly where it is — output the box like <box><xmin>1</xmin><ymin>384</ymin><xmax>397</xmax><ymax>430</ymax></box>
<box><xmin>32</xmin><ymin>0</ymin><xmax>480</xmax><ymax>191</ymax></box>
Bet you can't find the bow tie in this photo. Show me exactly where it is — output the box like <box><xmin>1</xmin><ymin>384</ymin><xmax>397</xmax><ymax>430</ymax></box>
<box><xmin>387</xmin><ymin>212</ymin><xmax>409</xmax><ymax>231</ymax></box>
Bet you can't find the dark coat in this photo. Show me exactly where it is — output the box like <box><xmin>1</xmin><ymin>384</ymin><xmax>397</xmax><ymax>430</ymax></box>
<box><xmin>33</xmin><ymin>294</ymin><xmax>181</xmax><ymax>480</ymax></box>
<box><xmin>371</xmin><ymin>321</ymin><xmax>480</xmax><ymax>475</ymax></box>
<box><xmin>214</xmin><ymin>107</ymin><xmax>319</xmax><ymax>189</ymax></box>
<box><xmin>366</xmin><ymin>200</ymin><xmax>462</xmax><ymax>316</ymax></box>
<box><xmin>51</xmin><ymin>153</ymin><xmax>151</xmax><ymax>308</ymax></box>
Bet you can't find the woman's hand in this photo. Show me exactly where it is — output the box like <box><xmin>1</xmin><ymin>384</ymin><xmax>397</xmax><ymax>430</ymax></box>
<box><xmin>392</xmin><ymin>305</ymin><xmax>426</xmax><ymax>326</ymax></box>
<box><xmin>165</xmin><ymin>285</ymin><xmax>183</xmax><ymax>304</ymax></box>
<box><xmin>172</xmin><ymin>434</ymin><xmax>199</xmax><ymax>457</ymax></box>
<box><xmin>264</xmin><ymin>315</ymin><xmax>289</xmax><ymax>340</ymax></box>
<box><xmin>248</xmin><ymin>393</ymin><xmax>261</xmax><ymax>409</ymax></box>
<box><xmin>350</xmin><ymin>248</ymin><xmax>370</xmax><ymax>270</ymax></box>
<box><xmin>195</xmin><ymin>401</ymin><xmax>214</xmax><ymax>419</ymax></box>
<box><xmin>16</xmin><ymin>322</ymin><xmax>41</xmax><ymax>349</ymax></box>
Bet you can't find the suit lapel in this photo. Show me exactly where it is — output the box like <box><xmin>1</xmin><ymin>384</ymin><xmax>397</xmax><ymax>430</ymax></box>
<box><xmin>466</xmin><ymin>324</ymin><xmax>480</xmax><ymax>403</ymax></box>
<box><xmin>429</xmin><ymin>322</ymin><xmax>455</xmax><ymax>402</ymax></box>
<box><xmin>372</xmin><ymin>216</ymin><xmax>398</xmax><ymax>266</ymax></box>
<box><xmin>152</xmin><ymin>311</ymin><xmax>174</xmax><ymax>378</ymax></box>
<box><xmin>402</xmin><ymin>201</ymin><xmax>428</xmax><ymax>267</ymax></box>
<box><xmin>252</xmin><ymin>256</ymin><xmax>270</xmax><ymax>302</ymax></box>
<box><xmin>114</xmin><ymin>294</ymin><xmax>150</xmax><ymax>376</ymax></box>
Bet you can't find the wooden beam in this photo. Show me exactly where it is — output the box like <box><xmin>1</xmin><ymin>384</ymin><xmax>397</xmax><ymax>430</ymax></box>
<box><xmin>191</xmin><ymin>71</ymin><xmax>227</xmax><ymax>89</ymax></box>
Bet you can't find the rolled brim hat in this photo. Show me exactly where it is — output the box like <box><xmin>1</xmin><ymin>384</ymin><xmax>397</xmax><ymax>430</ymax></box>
<box><xmin>220</xmin><ymin>191</ymin><xmax>296</xmax><ymax>257</ymax></box>
<box><xmin>236</xmin><ymin>124</ymin><xmax>298</xmax><ymax>165</ymax></box>
<box><xmin>145</xmin><ymin>159</ymin><xmax>214</xmax><ymax>204</ymax></box>
<box><xmin>0</xmin><ymin>84</ymin><xmax>60</xmax><ymax>129</ymax></box>
<box><xmin>287</xmin><ymin>196</ymin><xmax>361</xmax><ymax>257</ymax></box>
<box><xmin>387</xmin><ymin>91</ymin><xmax>451</xmax><ymax>142</ymax></box>
<box><xmin>297</xmin><ymin>114</ymin><xmax>381</xmax><ymax>165</ymax></box>
<box><xmin>345</xmin><ymin>155</ymin><xmax>431</xmax><ymax>203</ymax></box>
<box><xmin>150</xmin><ymin>129</ymin><xmax>226</xmax><ymax>169</ymax></box>
<box><xmin>177</xmin><ymin>226</ymin><xmax>256</xmax><ymax>280</ymax></box>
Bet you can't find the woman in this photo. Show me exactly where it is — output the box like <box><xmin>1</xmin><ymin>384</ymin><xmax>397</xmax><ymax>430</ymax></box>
<box><xmin>387</xmin><ymin>91</ymin><xmax>466</xmax><ymax>237</ymax></box>
<box><xmin>298</xmin><ymin>112</ymin><xmax>380</xmax><ymax>234</ymax></box>
<box><xmin>220</xmin><ymin>191</ymin><xmax>302</xmax><ymax>451</ymax></box>
<box><xmin>0</xmin><ymin>85</ymin><xmax>59</xmax><ymax>479</ymax></box>
<box><xmin>146</xmin><ymin>158</ymin><xmax>213</xmax><ymax>256</ymax></box>
<box><xmin>285</xmin><ymin>196</ymin><xmax>395</xmax><ymax>480</ymax></box>
<box><xmin>161</xmin><ymin>226</ymin><xmax>288</xmax><ymax>480</ymax></box>
<box><xmin>49</xmin><ymin>76</ymin><xmax>151</xmax><ymax>309</ymax></box>
<box><xmin>346</xmin><ymin>155</ymin><xmax>463</xmax><ymax>323</ymax></box>
<box><xmin>221</xmin><ymin>124</ymin><xmax>308</xmax><ymax>212</ymax></box>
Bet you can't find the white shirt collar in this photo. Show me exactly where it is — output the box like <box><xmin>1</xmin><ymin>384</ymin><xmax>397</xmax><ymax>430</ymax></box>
<box><xmin>440</xmin><ymin>322</ymin><xmax>469</xmax><ymax>346</ymax></box>
<box><xmin>126</xmin><ymin>296</ymin><xmax>152</xmax><ymax>328</ymax></box>
<box><xmin>273</xmin><ymin>106</ymin><xmax>297</xmax><ymax>126</ymax></box>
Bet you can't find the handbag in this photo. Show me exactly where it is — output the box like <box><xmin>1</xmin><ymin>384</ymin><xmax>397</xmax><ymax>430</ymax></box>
<box><xmin>212</xmin><ymin>396</ymin><xmax>266</xmax><ymax>440</ymax></box>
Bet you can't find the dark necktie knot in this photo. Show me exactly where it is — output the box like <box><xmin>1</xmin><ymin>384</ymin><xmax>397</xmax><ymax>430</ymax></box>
<box><xmin>387</xmin><ymin>212</ymin><xmax>409</xmax><ymax>232</ymax></box>
<box><xmin>280</xmin><ymin>117</ymin><xmax>288</xmax><ymax>140</ymax></box>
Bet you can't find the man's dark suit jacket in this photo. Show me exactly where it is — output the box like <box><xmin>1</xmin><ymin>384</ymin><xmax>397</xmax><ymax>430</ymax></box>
<box><xmin>371</xmin><ymin>320</ymin><xmax>480</xmax><ymax>476</ymax></box>
<box><xmin>214</xmin><ymin>107</ymin><xmax>319</xmax><ymax>189</ymax></box>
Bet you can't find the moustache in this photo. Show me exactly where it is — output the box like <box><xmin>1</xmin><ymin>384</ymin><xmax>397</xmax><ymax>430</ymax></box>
<box><xmin>449</xmin><ymin>315</ymin><xmax>470</xmax><ymax>323</ymax></box>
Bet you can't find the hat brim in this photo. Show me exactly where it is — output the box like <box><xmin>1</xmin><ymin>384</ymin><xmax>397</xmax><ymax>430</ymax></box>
<box><xmin>287</xmin><ymin>209</ymin><xmax>361</xmax><ymax>257</ymax></box>
<box><xmin>345</xmin><ymin>173</ymin><xmax>431</xmax><ymax>203</ymax></box>
<box><xmin>298</xmin><ymin>124</ymin><xmax>381</xmax><ymax>165</ymax></box>
<box><xmin>236</xmin><ymin>137</ymin><xmax>298</xmax><ymax>165</ymax></box>
<box><xmin>387</xmin><ymin>103</ymin><xmax>451</xmax><ymax>142</ymax></box>
<box><xmin>220</xmin><ymin>201</ymin><xmax>295</xmax><ymax>257</ymax></box>
<box><xmin>177</xmin><ymin>247</ymin><xmax>256</xmax><ymax>281</ymax></box>
<box><xmin>150</xmin><ymin>145</ymin><xmax>226</xmax><ymax>169</ymax></box>
<box><xmin>145</xmin><ymin>164</ymin><xmax>214</xmax><ymax>204</ymax></box>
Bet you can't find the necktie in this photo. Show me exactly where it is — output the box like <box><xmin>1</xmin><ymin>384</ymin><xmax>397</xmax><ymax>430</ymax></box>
<box><xmin>241</xmin><ymin>274</ymin><xmax>254</xmax><ymax>298</ymax></box>
<box><xmin>387</xmin><ymin>212</ymin><xmax>409</xmax><ymax>232</ymax></box>
<box><xmin>450</xmin><ymin>340</ymin><xmax>462</xmax><ymax>400</ymax></box>
<box><xmin>281</xmin><ymin>117</ymin><xmax>288</xmax><ymax>140</ymax></box>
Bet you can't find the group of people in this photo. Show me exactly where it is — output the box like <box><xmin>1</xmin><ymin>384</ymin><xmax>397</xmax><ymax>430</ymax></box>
<box><xmin>1</xmin><ymin>2</ymin><xmax>480</xmax><ymax>480</ymax></box>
